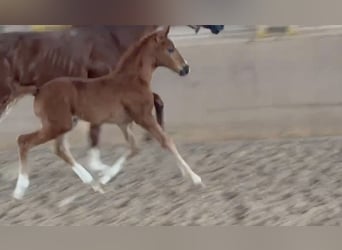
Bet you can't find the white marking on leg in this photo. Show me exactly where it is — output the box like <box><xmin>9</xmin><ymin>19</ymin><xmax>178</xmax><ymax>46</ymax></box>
<box><xmin>178</xmin><ymin>163</ymin><xmax>186</xmax><ymax>177</ymax></box>
<box><xmin>100</xmin><ymin>155</ymin><xmax>126</xmax><ymax>185</ymax></box>
<box><xmin>177</xmin><ymin>156</ymin><xmax>202</xmax><ymax>186</ymax></box>
<box><xmin>72</xmin><ymin>163</ymin><xmax>105</xmax><ymax>193</ymax></box>
<box><xmin>88</xmin><ymin>147</ymin><xmax>110</xmax><ymax>172</ymax></box>
<box><xmin>99</xmin><ymin>123</ymin><xmax>137</xmax><ymax>185</ymax></box>
<box><xmin>169</xmin><ymin>143</ymin><xmax>203</xmax><ymax>186</ymax></box>
<box><xmin>72</xmin><ymin>163</ymin><xmax>93</xmax><ymax>184</ymax></box>
<box><xmin>13</xmin><ymin>173</ymin><xmax>30</xmax><ymax>200</ymax></box>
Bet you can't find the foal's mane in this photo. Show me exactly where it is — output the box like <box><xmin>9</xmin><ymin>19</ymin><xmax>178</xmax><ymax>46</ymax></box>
<box><xmin>114</xmin><ymin>30</ymin><xmax>159</xmax><ymax>73</ymax></box>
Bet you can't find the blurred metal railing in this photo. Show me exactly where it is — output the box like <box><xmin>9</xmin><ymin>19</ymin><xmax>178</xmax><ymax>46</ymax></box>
<box><xmin>1</xmin><ymin>25</ymin><xmax>342</xmax><ymax>39</ymax></box>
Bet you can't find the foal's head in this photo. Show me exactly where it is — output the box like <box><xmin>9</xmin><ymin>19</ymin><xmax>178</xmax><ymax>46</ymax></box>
<box><xmin>149</xmin><ymin>26</ymin><xmax>190</xmax><ymax>76</ymax></box>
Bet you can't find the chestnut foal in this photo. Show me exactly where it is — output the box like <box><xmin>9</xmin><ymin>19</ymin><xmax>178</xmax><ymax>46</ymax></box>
<box><xmin>13</xmin><ymin>26</ymin><xmax>203</xmax><ymax>200</ymax></box>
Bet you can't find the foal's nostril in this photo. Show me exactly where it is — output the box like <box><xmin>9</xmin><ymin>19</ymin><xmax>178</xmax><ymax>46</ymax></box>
<box><xmin>179</xmin><ymin>65</ymin><xmax>190</xmax><ymax>76</ymax></box>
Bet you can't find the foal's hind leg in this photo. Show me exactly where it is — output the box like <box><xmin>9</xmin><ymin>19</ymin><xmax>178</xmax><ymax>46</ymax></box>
<box><xmin>138</xmin><ymin>115</ymin><xmax>203</xmax><ymax>187</ymax></box>
<box><xmin>13</xmin><ymin>128</ymin><xmax>59</xmax><ymax>200</ymax></box>
<box><xmin>100</xmin><ymin>123</ymin><xmax>139</xmax><ymax>185</ymax></box>
<box><xmin>54</xmin><ymin>135</ymin><xmax>104</xmax><ymax>193</ymax></box>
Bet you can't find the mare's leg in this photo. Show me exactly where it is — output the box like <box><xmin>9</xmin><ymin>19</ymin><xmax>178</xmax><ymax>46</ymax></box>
<box><xmin>153</xmin><ymin>93</ymin><xmax>165</xmax><ymax>129</ymax></box>
<box><xmin>137</xmin><ymin>114</ymin><xmax>203</xmax><ymax>186</ymax></box>
<box><xmin>13</xmin><ymin>126</ymin><xmax>68</xmax><ymax>200</ymax></box>
<box><xmin>100</xmin><ymin>123</ymin><xmax>139</xmax><ymax>185</ymax></box>
<box><xmin>143</xmin><ymin>93</ymin><xmax>165</xmax><ymax>142</ymax></box>
<box><xmin>87</xmin><ymin>124</ymin><xmax>110</xmax><ymax>173</ymax></box>
<box><xmin>54</xmin><ymin>135</ymin><xmax>104</xmax><ymax>193</ymax></box>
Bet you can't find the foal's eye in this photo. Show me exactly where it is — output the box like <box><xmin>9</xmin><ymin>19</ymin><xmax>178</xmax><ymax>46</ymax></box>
<box><xmin>168</xmin><ymin>47</ymin><xmax>174</xmax><ymax>53</ymax></box>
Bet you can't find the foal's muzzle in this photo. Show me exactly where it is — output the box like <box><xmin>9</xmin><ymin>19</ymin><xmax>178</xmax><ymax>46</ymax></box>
<box><xmin>179</xmin><ymin>65</ymin><xmax>190</xmax><ymax>76</ymax></box>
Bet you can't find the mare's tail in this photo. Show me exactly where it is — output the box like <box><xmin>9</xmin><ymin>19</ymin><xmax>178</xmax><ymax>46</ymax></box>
<box><xmin>0</xmin><ymin>82</ymin><xmax>38</xmax><ymax>122</ymax></box>
<box><xmin>11</xmin><ymin>82</ymin><xmax>38</xmax><ymax>97</ymax></box>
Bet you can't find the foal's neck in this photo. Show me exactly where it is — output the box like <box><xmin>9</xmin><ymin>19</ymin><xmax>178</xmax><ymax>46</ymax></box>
<box><xmin>112</xmin><ymin>42</ymin><xmax>156</xmax><ymax>84</ymax></box>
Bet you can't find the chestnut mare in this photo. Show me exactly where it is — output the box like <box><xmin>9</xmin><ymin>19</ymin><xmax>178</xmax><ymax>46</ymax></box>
<box><xmin>0</xmin><ymin>25</ymin><xmax>163</xmax><ymax>173</ymax></box>
<box><xmin>12</xmin><ymin>26</ymin><xmax>203</xmax><ymax>200</ymax></box>
<box><xmin>0</xmin><ymin>25</ymin><xmax>223</xmax><ymax>176</ymax></box>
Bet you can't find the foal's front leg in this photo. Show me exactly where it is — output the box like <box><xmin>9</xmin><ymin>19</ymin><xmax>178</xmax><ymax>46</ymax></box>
<box><xmin>87</xmin><ymin>124</ymin><xmax>111</xmax><ymax>174</ymax></box>
<box><xmin>138</xmin><ymin>115</ymin><xmax>203</xmax><ymax>187</ymax></box>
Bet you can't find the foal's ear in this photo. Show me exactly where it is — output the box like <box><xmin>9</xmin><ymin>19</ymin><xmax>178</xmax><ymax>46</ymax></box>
<box><xmin>163</xmin><ymin>26</ymin><xmax>170</xmax><ymax>36</ymax></box>
<box><xmin>155</xmin><ymin>25</ymin><xmax>170</xmax><ymax>35</ymax></box>
<box><xmin>154</xmin><ymin>25</ymin><xmax>171</xmax><ymax>43</ymax></box>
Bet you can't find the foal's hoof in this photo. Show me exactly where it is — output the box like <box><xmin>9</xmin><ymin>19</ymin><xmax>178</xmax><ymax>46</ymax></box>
<box><xmin>12</xmin><ymin>191</ymin><xmax>24</xmax><ymax>201</ymax></box>
<box><xmin>91</xmin><ymin>183</ymin><xmax>105</xmax><ymax>194</ymax></box>
<box><xmin>12</xmin><ymin>186</ymin><xmax>28</xmax><ymax>200</ymax></box>
<box><xmin>192</xmin><ymin>175</ymin><xmax>205</xmax><ymax>188</ymax></box>
<box><xmin>99</xmin><ymin>163</ymin><xmax>123</xmax><ymax>185</ymax></box>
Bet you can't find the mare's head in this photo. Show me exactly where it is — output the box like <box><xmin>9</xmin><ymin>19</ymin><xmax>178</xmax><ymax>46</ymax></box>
<box><xmin>149</xmin><ymin>26</ymin><xmax>190</xmax><ymax>77</ymax></box>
